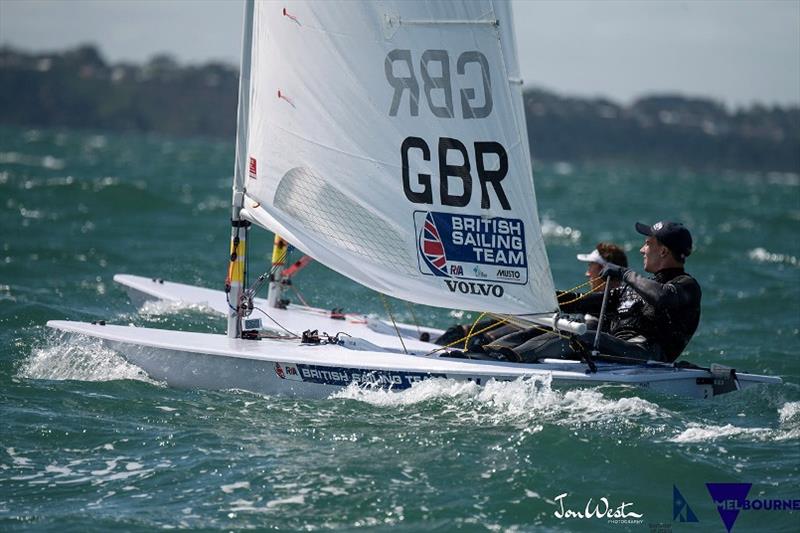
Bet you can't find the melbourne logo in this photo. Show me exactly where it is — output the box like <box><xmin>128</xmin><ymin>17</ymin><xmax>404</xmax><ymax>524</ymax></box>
<box><xmin>414</xmin><ymin>211</ymin><xmax>528</xmax><ymax>289</ymax></box>
<box><xmin>706</xmin><ymin>483</ymin><xmax>800</xmax><ymax>532</ymax></box>
<box><xmin>707</xmin><ymin>483</ymin><xmax>751</xmax><ymax>532</ymax></box>
<box><xmin>673</xmin><ymin>485</ymin><xmax>699</xmax><ymax>522</ymax></box>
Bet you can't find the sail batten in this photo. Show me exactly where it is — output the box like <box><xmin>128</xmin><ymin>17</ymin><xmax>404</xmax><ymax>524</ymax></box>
<box><xmin>240</xmin><ymin>0</ymin><xmax>557</xmax><ymax>315</ymax></box>
<box><xmin>394</xmin><ymin>19</ymin><xmax>499</xmax><ymax>26</ymax></box>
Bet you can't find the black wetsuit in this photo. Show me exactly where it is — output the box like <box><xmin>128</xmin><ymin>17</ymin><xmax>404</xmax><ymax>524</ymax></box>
<box><xmin>485</xmin><ymin>268</ymin><xmax>701</xmax><ymax>363</ymax></box>
<box><xmin>607</xmin><ymin>268</ymin><xmax>701</xmax><ymax>361</ymax></box>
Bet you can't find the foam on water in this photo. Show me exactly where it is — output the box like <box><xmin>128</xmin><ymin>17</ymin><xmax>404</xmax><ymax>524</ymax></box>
<box><xmin>670</xmin><ymin>423</ymin><xmax>770</xmax><ymax>443</ymax></box>
<box><xmin>670</xmin><ymin>403</ymin><xmax>800</xmax><ymax>443</ymax></box>
<box><xmin>333</xmin><ymin>375</ymin><xmax>665</xmax><ymax>427</ymax></box>
<box><xmin>19</xmin><ymin>332</ymin><xmax>156</xmax><ymax>383</ymax></box>
<box><xmin>138</xmin><ymin>299</ymin><xmax>218</xmax><ymax>317</ymax></box>
<box><xmin>221</xmin><ymin>481</ymin><xmax>251</xmax><ymax>494</ymax></box>
<box><xmin>748</xmin><ymin>247</ymin><xmax>799</xmax><ymax>267</ymax></box>
<box><xmin>4</xmin><ymin>445</ymin><xmax>163</xmax><ymax>491</ymax></box>
<box><xmin>776</xmin><ymin>401</ymin><xmax>800</xmax><ymax>440</ymax></box>
<box><xmin>779</xmin><ymin>400</ymin><xmax>800</xmax><ymax>423</ymax></box>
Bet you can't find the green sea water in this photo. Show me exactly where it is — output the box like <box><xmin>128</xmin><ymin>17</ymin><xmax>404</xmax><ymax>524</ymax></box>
<box><xmin>1</xmin><ymin>125</ymin><xmax>798</xmax><ymax>532</ymax></box>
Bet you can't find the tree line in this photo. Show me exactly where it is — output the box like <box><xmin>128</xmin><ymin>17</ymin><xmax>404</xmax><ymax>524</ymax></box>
<box><xmin>1</xmin><ymin>45</ymin><xmax>797</xmax><ymax>173</ymax></box>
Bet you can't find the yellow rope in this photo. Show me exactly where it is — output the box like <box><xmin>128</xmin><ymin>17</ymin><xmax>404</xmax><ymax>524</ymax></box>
<box><xmin>411</xmin><ymin>277</ymin><xmax>610</xmax><ymax>357</ymax></box>
<box><xmin>557</xmin><ymin>277</ymin><xmax>595</xmax><ymax>297</ymax></box>
<box><xmin>464</xmin><ymin>311</ymin><xmax>488</xmax><ymax>349</ymax></box>
<box><xmin>424</xmin><ymin>316</ymin><xmax>511</xmax><ymax>356</ymax></box>
<box><xmin>557</xmin><ymin>281</ymin><xmax>605</xmax><ymax>306</ymax></box>
<box><xmin>485</xmin><ymin>312</ymin><xmax>572</xmax><ymax>341</ymax></box>
<box><xmin>424</xmin><ymin>312</ymin><xmax>571</xmax><ymax>357</ymax></box>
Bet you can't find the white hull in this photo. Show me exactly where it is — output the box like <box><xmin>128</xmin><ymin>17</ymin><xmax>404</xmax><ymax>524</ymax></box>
<box><xmin>47</xmin><ymin>320</ymin><xmax>781</xmax><ymax>400</ymax></box>
<box><xmin>113</xmin><ymin>274</ymin><xmax>443</xmax><ymax>352</ymax></box>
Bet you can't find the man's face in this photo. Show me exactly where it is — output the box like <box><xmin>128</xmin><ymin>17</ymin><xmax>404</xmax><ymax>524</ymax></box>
<box><xmin>640</xmin><ymin>236</ymin><xmax>667</xmax><ymax>273</ymax></box>
<box><xmin>586</xmin><ymin>262</ymin><xmax>603</xmax><ymax>290</ymax></box>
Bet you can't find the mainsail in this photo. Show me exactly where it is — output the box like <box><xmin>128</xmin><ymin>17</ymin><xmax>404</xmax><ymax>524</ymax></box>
<box><xmin>237</xmin><ymin>0</ymin><xmax>557</xmax><ymax>315</ymax></box>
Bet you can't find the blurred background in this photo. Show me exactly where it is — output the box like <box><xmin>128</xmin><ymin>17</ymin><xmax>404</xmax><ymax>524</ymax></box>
<box><xmin>1</xmin><ymin>0</ymin><xmax>798</xmax><ymax>172</ymax></box>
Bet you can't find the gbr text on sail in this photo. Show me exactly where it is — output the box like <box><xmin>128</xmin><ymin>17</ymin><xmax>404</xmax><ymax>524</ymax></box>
<box><xmin>385</xmin><ymin>49</ymin><xmax>512</xmax><ymax>211</ymax></box>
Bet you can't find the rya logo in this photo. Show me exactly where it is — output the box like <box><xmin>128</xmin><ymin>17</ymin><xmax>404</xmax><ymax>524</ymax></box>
<box><xmin>673</xmin><ymin>485</ymin><xmax>699</xmax><ymax>523</ymax></box>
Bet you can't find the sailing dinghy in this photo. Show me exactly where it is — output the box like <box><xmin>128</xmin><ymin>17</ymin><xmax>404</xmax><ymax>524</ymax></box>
<box><xmin>47</xmin><ymin>0</ymin><xmax>780</xmax><ymax>399</ymax></box>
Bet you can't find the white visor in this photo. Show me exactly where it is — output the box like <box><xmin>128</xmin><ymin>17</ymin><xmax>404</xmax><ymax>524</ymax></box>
<box><xmin>576</xmin><ymin>248</ymin><xmax>609</xmax><ymax>266</ymax></box>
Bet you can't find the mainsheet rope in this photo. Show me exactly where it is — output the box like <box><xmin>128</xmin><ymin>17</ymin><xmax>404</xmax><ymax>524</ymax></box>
<box><xmin>425</xmin><ymin>279</ymin><xmax>608</xmax><ymax>357</ymax></box>
<box><xmin>242</xmin><ymin>237</ymin><xmax>606</xmax><ymax>358</ymax></box>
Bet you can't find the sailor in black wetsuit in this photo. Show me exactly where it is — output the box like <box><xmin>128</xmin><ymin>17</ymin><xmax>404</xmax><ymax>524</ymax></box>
<box><xmin>487</xmin><ymin>221</ymin><xmax>701</xmax><ymax>363</ymax></box>
<box><xmin>434</xmin><ymin>242</ymin><xmax>629</xmax><ymax>351</ymax></box>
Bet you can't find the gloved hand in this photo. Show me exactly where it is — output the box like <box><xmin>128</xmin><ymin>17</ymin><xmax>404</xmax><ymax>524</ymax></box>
<box><xmin>600</xmin><ymin>263</ymin><xmax>628</xmax><ymax>281</ymax></box>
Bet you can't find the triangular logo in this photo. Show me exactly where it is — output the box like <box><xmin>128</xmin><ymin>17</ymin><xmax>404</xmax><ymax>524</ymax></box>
<box><xmin>706</xmin><ymin>483</ymin><xmax>752</xmax><ymax>533</ymax></box>
<box><xmin>673</xmin><ymin>485</ymin><xmax>699</xmax><ymax>522</ymax></box>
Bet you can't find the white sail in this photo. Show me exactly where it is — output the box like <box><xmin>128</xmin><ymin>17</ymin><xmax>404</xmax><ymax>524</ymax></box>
<box><xmin>240</xmin><ymin>0</ymin><xmax>557</xmax><ymax>315</ymax></box>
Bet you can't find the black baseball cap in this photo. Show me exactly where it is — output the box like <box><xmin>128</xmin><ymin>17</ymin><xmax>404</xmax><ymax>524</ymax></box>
<box><xmin>635</xmin><ymin>221</ymin><xmax>693</xmax><ymax>261</ymax></box>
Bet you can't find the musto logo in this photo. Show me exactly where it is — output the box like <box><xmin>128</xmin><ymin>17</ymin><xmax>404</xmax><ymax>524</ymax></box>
<box><xmin>415</xmin><ymin>211</ymin><xmax>527</xmax><ymax>297</ymax></box>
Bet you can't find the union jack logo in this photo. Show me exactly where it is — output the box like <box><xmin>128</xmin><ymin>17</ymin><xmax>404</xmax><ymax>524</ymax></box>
<box><xmin>419</xmin><ymin>212</ymin><xmax>448</xmax><ymax>276</ymax></box>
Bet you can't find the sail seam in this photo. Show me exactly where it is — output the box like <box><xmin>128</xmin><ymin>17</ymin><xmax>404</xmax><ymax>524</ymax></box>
<box><xmin>269</xmin><ymin>124</ymin><xmax>402</xmax><ymax>170</ymax></box>
<box><xmin>398</xmin><ymin>19</ymin><xmax>499</xmax><ymax>26</ymax></box>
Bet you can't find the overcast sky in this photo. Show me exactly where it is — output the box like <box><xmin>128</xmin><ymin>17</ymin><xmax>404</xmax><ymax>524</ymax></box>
<box><xmin>1</xmin><ymin>0</ymin><xmax>798</xmax><ymax>108</ymax></box>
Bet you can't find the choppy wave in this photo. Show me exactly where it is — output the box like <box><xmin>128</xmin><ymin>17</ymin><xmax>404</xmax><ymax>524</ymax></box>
<box><xmin>19</xmin><ymin>332</ymin><xmax>155</xmax><ymax>383</ymax></box>
<box><xmin>4</xmin><ymin>446</ymin><xmax>166</xmax><ymax>489</ymax></box>
<box><xmin>748</xmin><ymin>247</ymin><xmax>798</xmax><ymax>267</ymax></box>
<box><xmin>332</xmin><ymin>375</ymin><xmax>664</xmax><ymax>428</ymax></box>
<box><xmin>138</xmin><ymin>299</ymin><xmax>218</xmax><ymax>317</ymax></box>
<box><xmin>670</xmin><ymin>401</ymin><xmax>800</xmax><ymax>443</ymax></box>
<box><xmin>670</xmin><ymin>423</ymin><xmax>770</xmax><ymax>443</ymax></box>
<box><xmin>333</xmin><ymin>377</ymin><xmax>800</xmax><ymax>446</ymax></box>
<box><xmin>779</xmin><ymin>400</ymin><xmax>800</xmax><ymax>423</ymax></box>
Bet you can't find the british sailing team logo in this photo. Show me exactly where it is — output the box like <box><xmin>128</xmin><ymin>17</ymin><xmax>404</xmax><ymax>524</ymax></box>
<box><xmin>414</xmin><ymin>211</ymin><xmax>529</xmax><ymax>297</ymax></box>
<box><xmin>419</xmin><ymin>212</ymin><xmax>449</xmax><ymax>277</ymax></box>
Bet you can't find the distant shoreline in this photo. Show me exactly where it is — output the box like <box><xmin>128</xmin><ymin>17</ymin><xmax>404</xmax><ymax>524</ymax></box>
<box><xmin>1</xmin><ymin>45</ymin><xmax>798</xmax><ymax>173</ymax></box>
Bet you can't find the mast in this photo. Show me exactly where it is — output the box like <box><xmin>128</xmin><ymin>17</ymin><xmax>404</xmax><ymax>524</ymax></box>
<box><xmin>227</xmin><ymin>0</ymin><xmax>255</xmax><ymax>339</ymax></box>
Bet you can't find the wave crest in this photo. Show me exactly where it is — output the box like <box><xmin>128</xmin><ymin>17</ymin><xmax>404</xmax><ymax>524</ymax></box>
<box><xmin>19</xmin><ymin>331</ymin><xmax>156</xmax><ymax>383</ymax></box>
<box><xmin>138</xmin><ymin>299</ymin><xmax>217</xmax><ymax>316</ymax></box>
<box><xmin>332</xmin><ymin>375</ymin><xmax>664</xmax><ymax>427</ymax></box>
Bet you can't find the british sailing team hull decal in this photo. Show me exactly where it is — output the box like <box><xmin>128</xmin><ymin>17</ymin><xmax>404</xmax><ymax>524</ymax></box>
<box><xmin>415</xmin><ymin>211</ymin><xmax>528</xmax><ymax>292</ymax></box>
<box><xmin>274</xmin><ymin>362</ymin><xmax>453</xmax><ymax>389</ymax></box>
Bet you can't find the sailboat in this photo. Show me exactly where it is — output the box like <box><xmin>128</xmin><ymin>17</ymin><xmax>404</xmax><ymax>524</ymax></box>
<box><xmin>48</xmin><ymin>0</ymin><xmax>780</xmax><ymax>399</ymax></box>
